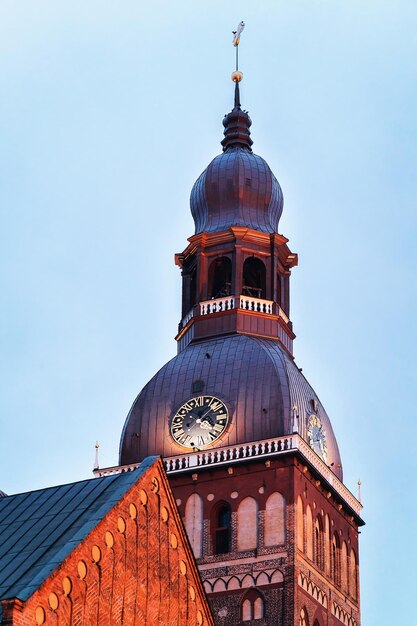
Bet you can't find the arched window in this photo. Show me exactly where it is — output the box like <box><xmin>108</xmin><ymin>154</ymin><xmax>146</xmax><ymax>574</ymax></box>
<box><xmin>331</xmin><ymin>532</ymin><xmax>341</xmax><ymax>586</ymax></box>
<box><xmin>242</xmin><ymin>599</ymin><xmax>252</xmax><ymax>621</ymax></box>
<box><xmin>341</xmin><ymin>541</ymin><xmax>348</xmax><ymax>593</ymax></box>
<box><xmin>314</xmin><ymin>516</ymin><xmax>324</xmax><ymax>570</ymax></box>
<box><xmin>276</xmin><ymin>273</ymin><xmax>282</xmax><ymax>305</ymax></box>
<box><xmin>184</xmin><ymin>493</ymin><xmax>203</xmax><ymax>559</ymax></box>
<box><xmin>306</xmin><ymin>505</ymin><xmax>313</xmax><ymax>560</ymax></box>
<box><xmin>237</xmin><ymin>497</ymin><xmax>258</xmax><ymax>550</ymax></box>
<box><xmin>242</xmin><ymin>257</ymin><xmax>266</xmax><ymax>299</ymax></box>
<box><xmin>350</xmin><ymin>548</ymin><xmax>358</xmax><ymax>600</ymax></box>
<box><xmin>189</xmin><ymin>266</ymin><xmax>197</xmax><ymax>308</ymax></box>
<box><xmin>241</xmin><ymin>590</ymin><xmax>265</xmax><ymax>622</ymax></box>
<box><xmin>254</xmin><ymin>597</ymin><xmax>264</xmax><ymax>619</ymax></box>
<box><xmin>265</xmin><ymin>492</ymin><xmax>285</xmax><ymax>546</ymax></box>
<box><xmin>212</xmin><ymin>502</ymin><xmax>231</xmax><ymax>554</ymax></box>
<box><xmin>296</xmin><ymin>496</ymin><xmax>304</xmax><ymax>551</ymax></box>
<box><xmin>208</xmin><ymin>256</ymin><xmax>232</xmax><ymax>299</ymax></box>
<box><xmin>300</xmin><ymin>607</ymin><xmax>309</xmax><ymax>626</ymax></box>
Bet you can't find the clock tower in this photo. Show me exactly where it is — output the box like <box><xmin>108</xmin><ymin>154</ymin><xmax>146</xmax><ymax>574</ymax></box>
<box><xmin>115</xmin><ymin>72</ymin><xmax>363</xmax><ymax>626</ymax></box>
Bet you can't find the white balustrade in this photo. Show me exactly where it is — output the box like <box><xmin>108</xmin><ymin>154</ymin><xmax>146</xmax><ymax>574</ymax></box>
<box><xmin>93</xmin><ymin>433</ymin><xmax>362</xmax><ymax>517</ymax></box>
<box><xmin>239</xmin><ymin>296</ymin><xmax>273</xmax><ymax>314</ymax></box>
<box><xmin>200</xmin><ymin>296</ymin><xmax>236</xmax><ymax>315</ymax></box>
<box><xmin>181</xmin><ymin>308</ymin><xmax>194</xmax><ymax>327</ymax></box>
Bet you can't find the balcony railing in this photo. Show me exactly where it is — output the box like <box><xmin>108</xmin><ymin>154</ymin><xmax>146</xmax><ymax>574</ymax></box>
<box><xmin>199</xmin><ymin>295</ymin><xmax>274</xmax><ymax>317</ymax></box>
<box><xmin>93</xmin><ymin>434</ymin><xmax>362</xmax><ymax>518</ymax></box>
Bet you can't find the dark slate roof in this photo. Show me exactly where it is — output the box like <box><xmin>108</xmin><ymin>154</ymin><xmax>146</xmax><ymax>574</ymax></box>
<box><xmin>0</xmin><ymin>456</ymin><xmax>158</xmax><ymax>602</ymax></box>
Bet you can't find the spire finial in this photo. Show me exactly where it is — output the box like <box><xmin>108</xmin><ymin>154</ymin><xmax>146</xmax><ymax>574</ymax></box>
<box><xmin>93</xmin><ymin>441</ymin><xmax>100</xmax><ymax>471</ymax></box>
<box><xmin>221</xmin><ymin>21</ymin><xmax>253</xmax><ymax>151</ymax></box>
<box><xmin>357</xmin><ymin>479</ymin><xmax>362</xmax><ymax>503</ymax></box>
<box><xmin>231</xmin><ymin>21</ymin><xmax>244</xmax><ymax>101</ymax></box>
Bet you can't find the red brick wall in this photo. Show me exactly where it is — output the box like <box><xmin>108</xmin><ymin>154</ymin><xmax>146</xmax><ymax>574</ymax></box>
<box><xmin>2</xmin><ymin>459</ymin><xmax>213</xmax><ymax>626</ymax></box>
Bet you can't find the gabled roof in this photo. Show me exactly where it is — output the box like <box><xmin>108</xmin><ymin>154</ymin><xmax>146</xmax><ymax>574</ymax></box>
<box><xmin>0</xmin><ymin>456</ymin><xmax>158</xmax><ymax>602</ymax></box>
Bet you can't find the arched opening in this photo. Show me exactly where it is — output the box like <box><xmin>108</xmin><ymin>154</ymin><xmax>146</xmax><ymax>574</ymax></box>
<box><xmin>242</xmin><ymin>257</ymin><xmax>266</xmax><ymax>299</ymax></box>
<box><xmin>350</xmin><ymin>548</ymin><xmax>358</xmax><ymax>600</ymax></box>
<box><xmin>265</xmin><ymin>492</ymin><xmax>285</xmax><ymax>546</ymax></box>
<box><xmin>212</xmin><ymin>502</ymin><xmax>231</xmax><ymax>555</ymax></box>
<box><xmin>306</xmin><ymin>505</ymin><xmax>313</xmax><ymax>560</ymax></box>
<box><xmin>276</xmin><ymin>273</ymin><xmax>282</xmax><ymax>305</ymax></box>
<box><xmin>241</xmin><ymin>590</ymin><xmax>265</xmax><ymax>622</ymax></box>
<box><xmin>237</xmin><ymin>497</ymin><xmax>258</xmax><ymax>550</ymax></box>
<box><xmin>184</xmin><ymin>493</ymin><xmax>203</xmax><ymax>559</ymax></box>
<box><xmin>314</xmin><ymin>516</ymin><xmax>324</xmax><ymax>570</ymax></box>
<box><xmin>208</xmin><ymin>256</ymin><xmax>232</xmax><ymax>299</ymax></box>
<box><xmin>331</xmin><ymin>532</ymin><xmax>341</xmax><ymax>586</ymax></box>
<box><xmin>189</xmin><ymin>266</ymin><xmax>197</xmax><ymax>308</ymax></box>
<box><xmin>341</xmin><ymin>541</ymin><xmax>348</xmax><ymax>593</ymax></box>
<box><xmin>296</xmin><ymin>496</ymin><xmax>304</xmax><ymax>551</ymax></box>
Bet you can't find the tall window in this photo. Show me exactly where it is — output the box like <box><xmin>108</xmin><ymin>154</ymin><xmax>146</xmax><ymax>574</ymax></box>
<box><xmin>184</xmin><ymin>493</ymin><xmax>203</xmax><ymax>559</ymax></box>
<box><xmin>296</xmin><ymin>496</ymin><xmax>304</xmax><ymax>551</ymax></box>
<box><xmin>265</xmin><ymin>492</ymin><xmax>285</xmax><ymax>546</ymax></box>
<box><xmin>306</xmin><ymin>505</ymin><xmax>313</xmax><ymax>560</ymax></box>
<box><xmin>350</xmin><ymin>548</ymin><xmax>358</xmax><ymax>600</ymax></box>
<box><xmin>242</xmin><ymin>257</ymin><xmax>266</xmax><ymax>299</ymax></box>
<box><xmin>241</xmin><ymin>591</ymin><xmax>265</xmax><ymax>621</ymax></box>
<box><xmin>331</xmin><ymin>532</ymin><xmax>341</xmax><ymax>586</ymax></box>
<box><xmin>314</xmin><ymin>517</ymin><xmax>323</xmax><ymax>570</ymax></box>
<box><xmin>213</xmin><ymin>502</ymin><xmax>231</xmax><ymax>554</ymax></box>
<box><xmin>208</xmin><ymin>256</ymin><xmax>232</xmax><ymax>299</ymax></box>
<box><xmin>237</xmin><ymin>497</ymin><xmax>258</xmax><ymax>550</ymax></box>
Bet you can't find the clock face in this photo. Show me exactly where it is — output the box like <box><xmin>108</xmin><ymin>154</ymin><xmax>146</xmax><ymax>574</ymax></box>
<box><xmin>307</xmin><ymin>414</ymin><xmax>328</xmax><ymax>462</ymax></box>
<box><xmin>170</xmin><ymin>395</ymin><xmax>229</xmax><ymax>449</ymax></box>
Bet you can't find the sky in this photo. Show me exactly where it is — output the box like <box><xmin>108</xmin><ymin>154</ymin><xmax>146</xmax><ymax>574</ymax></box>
<box><xmin>1</xmin><ymin>1</ymin><xmax>416</xmax><ymax>624</ymax></box>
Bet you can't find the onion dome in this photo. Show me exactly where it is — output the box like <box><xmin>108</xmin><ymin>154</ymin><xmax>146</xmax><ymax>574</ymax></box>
<box><xmin>190</xmin><ymin>83</ymin><xmax>284</xmax><ymax>234</ymax></box>
<box><xmin>119</xmin><ymin>335</ymin><xmax>343</xmax><ymax>480</ymax></box>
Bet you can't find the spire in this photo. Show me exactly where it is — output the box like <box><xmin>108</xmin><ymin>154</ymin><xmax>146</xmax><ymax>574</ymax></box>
<box><xmin>221</xmin><ymin>29</ymin><xmax>253</xmax><ymax>152</ymax></box>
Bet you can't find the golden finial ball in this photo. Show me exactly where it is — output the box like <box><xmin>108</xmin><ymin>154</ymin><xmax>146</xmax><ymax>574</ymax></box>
<box><xmin>231</xmin><ymin>70</ymin><xmax>243</xmax><ymax>83</ymax></box>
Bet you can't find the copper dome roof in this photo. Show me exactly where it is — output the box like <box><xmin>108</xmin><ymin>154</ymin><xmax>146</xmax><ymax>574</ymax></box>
<box><xmin>119</xmin><ymin>335</ymin><xmax>343</xmax><ymax>480</ymax></box>
<box><xmin>190</xmin><ymin>84</ymin><xmax>284</xmax><ymax>235</ymax></box>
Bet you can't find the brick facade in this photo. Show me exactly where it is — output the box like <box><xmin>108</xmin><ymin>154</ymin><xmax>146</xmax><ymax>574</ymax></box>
<box><xmin>0</xmin><ymin>459</ymin><xmax>214</xmax><ymax>626</ymax></box>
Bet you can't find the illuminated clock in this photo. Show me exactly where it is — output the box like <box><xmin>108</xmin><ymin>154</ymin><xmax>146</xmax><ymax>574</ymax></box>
<box><xmin>307</xmin><ymin>414</ymin><xmax>328</xmax><ymax>462</ymax></box>
<box><xmin>170</xmin><ymin>395</ymin><xmax>229</xmax><ymax>449</ymax></box>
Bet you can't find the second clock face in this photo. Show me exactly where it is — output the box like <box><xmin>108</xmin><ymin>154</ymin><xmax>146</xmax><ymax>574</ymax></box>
<box><xmin>307</xmin><ymin>414</ymin><xmax>328</xmax><ymax>462</ymax></box>
<box><xmin>170</xmin><ymin>395</ymin><xmax>229</xmax><ymax>449</ymax></box>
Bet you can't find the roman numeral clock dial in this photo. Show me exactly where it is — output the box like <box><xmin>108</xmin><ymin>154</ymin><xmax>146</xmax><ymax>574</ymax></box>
<box><xmin>170</xmin><ymin>396</ymin><xmax>229</xmax><ymax>449</ymax></box>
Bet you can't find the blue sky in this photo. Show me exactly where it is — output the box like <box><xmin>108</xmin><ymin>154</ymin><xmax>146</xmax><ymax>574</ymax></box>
<box><xmin>1</xmin><ymin>2</ymin><xmax>416</xmax><ymax>623</ymax></box>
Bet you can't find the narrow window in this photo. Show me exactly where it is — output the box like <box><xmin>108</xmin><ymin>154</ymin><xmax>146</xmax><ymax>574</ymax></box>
<box><xmin>242</xmin><ymin>257</ymin><xmax>266</xmax><ymax>299</ymax></box>
<box><xmin>213</xmin><ymin>502</ymin><xmax>231</xmax><ymax>554</ymax></box>
<box><xmin>237</xmin><ymin>497</ymin><xmax>258</xmax><ymax>550</ymax></box>
<box><xmin>208</xmin><ymin>257</ymin><xmax>232</xmax><ymax>299</ymax></box>
<box><xmin>265</xmin><ymin>492</ymin><xmax>285</xmax><ymax>546</ymax></box>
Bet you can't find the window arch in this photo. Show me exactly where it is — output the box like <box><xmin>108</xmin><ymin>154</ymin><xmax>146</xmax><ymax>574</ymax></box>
<box><xmin>314</xmin><ymin>516</ymin><xmax>324</xmax><ymax>570</ymax></box>
<box><xmin>208</xmin><ymin>256</ymin><xmax>232</xmax><ymax>299</ymax></box>
<box><xmin>265</xmin><ymin>492</ymin><xmax>285</xmax><ymax>546</ymax></box>
<box><xmin>184</xmin><ymin>493</ymin><xmax>203</xmax><ymax>559</ymax></box>
<box><xmin>341</xmin><ymin>541</ymin><xmax>348</xmax><ymax>593</ymax></box>
<box><xmin>296</xmin><ymin>496</ymin><xmax>304</xmax><ymax>551</ymax></box>
<box><xmin>331</xmin><ymin>532</ymin><xmax>341</xmax><ymax>586</ymax></box>
<box><xmin>241</xmin><ymin>590</ymin><xmax>265</xmax><ymax>622</ymax></box>
<box><xmin>300</xmin><ymin>607</ymin><xmax>309</xmax><ymax>626</ymax></box>
<box><xmin>306</xmin><ymin>505</ymin><xmax>313</xmax><ymax>560</ymax></box>
<box><xmin>212</xmin><ymin>502</ymin><xmax>231</xmax><ymax>554</ymax></box>
<box><xmin>350</xmin><ymin>548</ymin><xmax>358</xmax><ymax>600</ymax></box>
<box><xmin>242</xmin><ymin>257</ymin><xmax>266</xmax><ymax>299</ymax></box>
<box><xmin>237</xmin><ymin>497</ymin><xmax>258</xmax><ymax>550</ymax></box>
<box><xmin>189</xmin><ymin>265</ymin><xmax>197</xmax><ymax>308</ymax></box>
